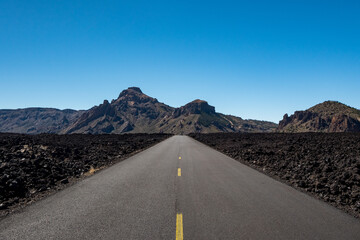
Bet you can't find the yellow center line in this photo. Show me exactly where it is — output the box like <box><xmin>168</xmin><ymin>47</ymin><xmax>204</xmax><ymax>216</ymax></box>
<box><xmin>178</xmin><ymin>168</ymin><xmax>181</xmax><ymax>176</ymax></box>
<box><xmin>176</xmin><ymin>213</ymin><xmax>183</xmax><ymax>240</ymax></box>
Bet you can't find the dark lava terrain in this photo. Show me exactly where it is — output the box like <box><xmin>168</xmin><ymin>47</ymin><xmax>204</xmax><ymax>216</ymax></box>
<box><xmin>0</xmin><ymin>133</ymin><xmax>170</xmax><ymax>216</ymax></box>
<box><xmin>190</xmin><ymin>133</ymin><xmax>360</xmax><ymax>218</ymax></box>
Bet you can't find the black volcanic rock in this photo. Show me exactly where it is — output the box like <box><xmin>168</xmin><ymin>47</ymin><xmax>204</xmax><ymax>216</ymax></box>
<box><xmin>278</xmin><ymin>101</ymin><xmax>360</xmax><ymax>132</ymax></box>
<box><xmin>0</xmin><ymin>133</ymin><xmax>170</xmax><ymax>215</ymax></box>
<box><xmin>190</xmin><ymin>132</ymin><xmax>360</xmax><ymax>218</ymax></box>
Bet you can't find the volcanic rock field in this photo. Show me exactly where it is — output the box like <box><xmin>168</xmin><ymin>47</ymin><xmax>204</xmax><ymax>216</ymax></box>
<box><xmin>1</xmin><ymin>132</ymin><xmax>359</xmax><ymax>219</ymax></box>
<box><xmin>190</xmin><ymin>133</ymin><xmax>360</xmax><ymax>218</ymax></box>
<box><xmin>0</xmin><ymin>133</ymin><xmax>170</xmax><ymax>216</ymax></box>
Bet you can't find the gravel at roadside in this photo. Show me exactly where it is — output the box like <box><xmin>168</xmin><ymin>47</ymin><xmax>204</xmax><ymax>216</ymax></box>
<box><xmin>0</xmin><ymin>133</ymin><xmax>170</xmax><ymax>217</ymax></box>
<box><xmin>190</xmin><ymin>132</ymin><xmax>360</xmax><ymax>218</ymax></box>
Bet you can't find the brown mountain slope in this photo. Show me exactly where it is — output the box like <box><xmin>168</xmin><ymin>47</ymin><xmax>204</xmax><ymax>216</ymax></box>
<box><xmin>61</xmin><ymin>87</ymin><xmax>174</xmax><ymax>134</ymax></box>
<box><xmin>0</xmin><ymin>108</ymin><xmax>84</xmax><ymax>134</ymax></box>
<box><xmin>156</xmin><ymin>100</ymin><xmax>276</xmax><ymax>134</ymax></box>
<box><xmin>278</xmin><ymin>101</ymin><xmax>360</xmax><ymax>132</ymax></box>
<box><xmin>62</xmin><ymin>87</ymin><xmax>277</xmax><ymax>134</ymax></box>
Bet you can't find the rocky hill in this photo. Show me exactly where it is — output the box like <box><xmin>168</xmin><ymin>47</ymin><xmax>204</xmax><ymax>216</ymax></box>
<box><xmin>62</xmin><ymin>87</ymin><xmax>277</xmax><ymax>134</ymax></box>
<box><xmin>61</xmin><ymin>87</ymin><xmax>174</xmax><ymax>134</ymax></box>
<box><xmin>278</xmin><ymin>101</ymin><xmax>360</xmax><ymax>132</ymax></box>
<box><xmin>0</xmin><ymin>108</ymin><xmax>84</xmax><ymax>134</ymax></box>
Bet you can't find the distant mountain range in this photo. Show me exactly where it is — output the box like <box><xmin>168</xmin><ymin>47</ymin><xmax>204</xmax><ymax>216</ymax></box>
<box><xmin>0</xmin><ymin>108</ymin><xmax>84</xmax><ymax>134</ymax></box>
<box><xmin>277</xmin><ymin>101</ymin><xmax>360</xmax><ymax>132</ymax></box>
<box><xmin>1</xmin><ymin>88</ymin><xmax>359</xmax><ymax>134</ymax></box>
<box><xmin>0</xmin><ymin>87</ymin><xmax>277</xmax><ymax>134</ymax></box>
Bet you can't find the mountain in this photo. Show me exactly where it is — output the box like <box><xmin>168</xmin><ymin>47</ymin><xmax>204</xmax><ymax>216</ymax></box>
<box><xmin>0</xmin><ymin>87</ymin><xmax>277</xmax><ymax>134</ymax></box>
<box><xmin>277</xmin><ymin>101</ymin><xmax>360</xmax><ymax>132</ymax></box>
<box><xmin>0</xmin><ymin>108</ymin><xmax>84</xmax><ymax>134</ymax></box>
<box><xmin>62</xmin><ymin>87</ymin><xmax>277</xmax><ymax>134</ymax></box>
<box><xmin>61</xmin><ymin>87</ymin><xmax>173</xmax><ymax>134</ymax></box>
<box><xmin>151</xmin><ymin>99</ymin><xmax>276</xmax><ymax>134</ymax></box>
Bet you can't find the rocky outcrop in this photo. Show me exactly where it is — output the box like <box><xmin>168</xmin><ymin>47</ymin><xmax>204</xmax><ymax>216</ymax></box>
<box><xmin>329</xmin><ymin>115</ymin><xmax>360</xmax><ymax>132</ymax></box>
<box><xmin>278</xmin><ymin>101</ymin><xmax>360</xmax><ymax>132</ymax></box>
<box><xmin>62</xmin><ymin>87</ymin><xmax>174</xmax><ymax>134</ymax></box>
<box><xmin>173</xmin><ymin>100</ymin><xmax>215</xmax><ymax>117</ymax></box>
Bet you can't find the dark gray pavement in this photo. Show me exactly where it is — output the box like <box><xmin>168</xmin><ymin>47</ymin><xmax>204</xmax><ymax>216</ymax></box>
<box><xmin>0</xmin><ymin>135</ymin><xmax>359</xmax><ymax>239</ymax></box>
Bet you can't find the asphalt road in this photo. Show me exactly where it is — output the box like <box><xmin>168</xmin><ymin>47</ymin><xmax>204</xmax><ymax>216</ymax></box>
<box><xmin>0</xmin><ymin>135</ymin><xmax>359</xmax><ymax>239</ymax></box>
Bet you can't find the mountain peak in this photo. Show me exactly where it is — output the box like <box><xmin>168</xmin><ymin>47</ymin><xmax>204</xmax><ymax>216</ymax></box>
<box><xmin>185</xmin><ymin>99</ymin><xmax>213</xmax><ymax>111</ymax></box>
<box><xmin>174</xmin><ymin>99</ymin><xmax>215</xmax><ymax>116</ymax></box>
<box><xmin>127</xmin><ymin>87</ymin><xmax>143</xmax><ymax>93</ymax></box>
<box><xmin>278</xmin><ymin>100</ymin><xmax>360</xmax><ymax>132</ymax></box>
<box><xmin>118</xmin><ymin>87</ymin><xmax>144</xmax><ymax>98</ymax></box>
<box><xmin>309</xmin><ymin>101</ymin><xmax>360</xmax><ymax>117</ymax></box>
<box><xmin>190</xmin><ymin>99</ymin><xmax>207</xmax><ymax>104</ymax></box>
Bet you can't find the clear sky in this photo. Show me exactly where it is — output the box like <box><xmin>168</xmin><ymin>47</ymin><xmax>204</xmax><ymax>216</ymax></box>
<box><xmin>1</xmin><ymin>1</ymin><xmax>359</xmax><ymax>123</ymax></box>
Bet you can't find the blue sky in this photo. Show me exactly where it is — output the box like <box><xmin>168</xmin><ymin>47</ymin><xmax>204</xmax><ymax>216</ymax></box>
<box><xmin>1</xmin><ymin>1</ymin><xmax>359</xmax><ymax>122</ymax></box>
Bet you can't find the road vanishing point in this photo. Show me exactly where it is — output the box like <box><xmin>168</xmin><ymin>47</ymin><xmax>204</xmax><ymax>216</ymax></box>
<box><xmin>0</xmin><ymin>136</ymin><xmax>359</xmax><ymax>239</ymax></box>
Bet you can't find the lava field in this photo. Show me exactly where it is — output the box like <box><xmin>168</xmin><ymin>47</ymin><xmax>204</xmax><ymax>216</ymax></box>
<box><xmin>0</xmin><ymin>133</ymin><xmax>170</xmax><ymax>216</ymax></box>
<box><xmin>189</xmin><ymin>133</ymin><xmax>360</xmax><ymax>218</ymax></box>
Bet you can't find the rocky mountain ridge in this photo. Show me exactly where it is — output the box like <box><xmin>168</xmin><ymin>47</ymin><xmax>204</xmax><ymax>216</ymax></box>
<box><xmin>3</xmin><ymin>89</ymin><xmax>359</xmax><ymax>134</ymax></box>
<box><xmin>0</xmin><ymin>108</ymin><xmax>84</xmax><ymax>134</ymax></box>
<box><xmin>278</xmin><ymin>101</ymin><xmax>360</xmax><ymax>132</ymax></box>
<box><xmin>62</xmin><ymin>87</ymin><xmax>277</xmax><ymax>134</ymax></box>
<box><xmin>0</xmin><ymin>87</ymin><xmax>277</xmax><ymax>134</ymax></box>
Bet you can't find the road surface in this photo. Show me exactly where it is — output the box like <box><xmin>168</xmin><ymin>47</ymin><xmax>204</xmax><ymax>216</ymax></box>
<box><xmin>0</xmin><ymin>135</ymin><xmax>359</xmax><ymax>239</ymax></box>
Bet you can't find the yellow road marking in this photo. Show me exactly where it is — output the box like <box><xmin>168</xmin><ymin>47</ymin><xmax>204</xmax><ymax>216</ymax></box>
<box><xmin>176</xmin><ymin>213</ymin><xmax>183</xmax><ymax>240</ymax></box>
<box><xmin>179</xmin><ymin>156</ymin><xmax>181</xmax><ymax>160</ymax></box>
<box><xmin>178</xmin><ymin>168</ymin><xmax>181</xmax><ymax>176</ymax></box>
<box><xmin>84</xmin><ymin>166</ymin><xmax>101</xmax><ymax>176</ymax></box>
